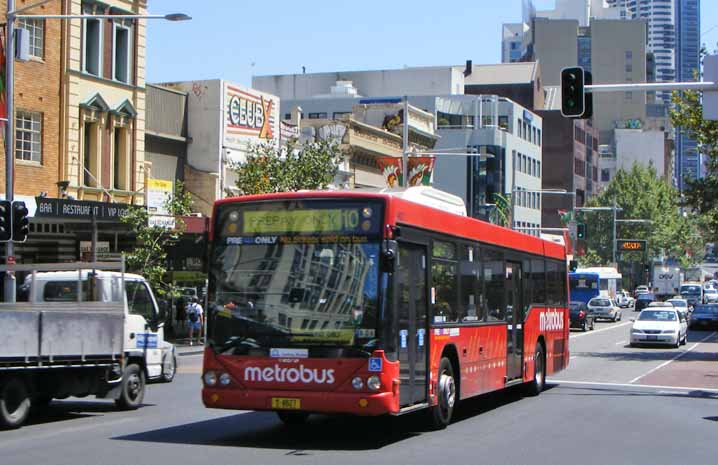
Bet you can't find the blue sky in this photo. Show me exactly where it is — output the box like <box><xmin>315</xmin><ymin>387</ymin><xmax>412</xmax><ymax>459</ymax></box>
<box><xmin>146</xmin><ymin>0</ymin><xmax>718</xmax><ymax>86</ymax></box>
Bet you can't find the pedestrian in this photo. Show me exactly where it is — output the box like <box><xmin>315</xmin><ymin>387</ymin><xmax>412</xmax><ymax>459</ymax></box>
<box><xmin>186</xmin><ymin>296</ymin><xmax>204</xmax><ymax>346</ymax></box>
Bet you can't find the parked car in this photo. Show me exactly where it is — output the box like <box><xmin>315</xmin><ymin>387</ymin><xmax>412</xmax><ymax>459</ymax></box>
<box><xmin>569</xmin><ymin>301</ymin><xmax>595</xmax><ymax>331</ymax></box>
<box><xmin>634</xmin><ymin>293</ymin><xmax>655</xmax><ymax>312</ymax></box>
<box><xmin>634</xmin><ymin>285</ymin><xmax>649</xmax><ymax>298</ymax></box>
<box><xmin>689</xmin><ymin>304</ymin><xmax>718</xmax><ymax>330</ymax></box>
<box><xmin>630</xmin><ymin>308</ymin><xmax>688</xmax><ymax>348</ymax></box>
<box><xmin>588</xmin><ymin>297</ymin><xmax>622</xmax><ymax>322</ymax></box>
<box><xmin>703</xmin><ymin>288</ymin><xmax>718</xmax><ymax>304</ymax></box>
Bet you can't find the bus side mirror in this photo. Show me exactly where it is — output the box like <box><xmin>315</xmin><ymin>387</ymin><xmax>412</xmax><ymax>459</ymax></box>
<box><xmin>381</xmin><ymin>240</ymin><xmax>398</xmax><ymax>273</ymax></box>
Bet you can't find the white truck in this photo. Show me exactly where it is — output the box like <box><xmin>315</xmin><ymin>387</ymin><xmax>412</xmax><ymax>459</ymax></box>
<box><xmin>652</xmin><ymin>265</ymin><xmax>681</xmax><ymax>299</ymax></box>
<box><xmin>0</xmin><ymin>262</ymin><xmax>176</xmax><ymax>429</ymax></box>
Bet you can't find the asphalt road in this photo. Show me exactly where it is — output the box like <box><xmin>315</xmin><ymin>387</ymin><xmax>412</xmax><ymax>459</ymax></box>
<box><xmin>2</xmin><ymin>317</ymin><xmax>717</xmax><ymax>465</ymax></box>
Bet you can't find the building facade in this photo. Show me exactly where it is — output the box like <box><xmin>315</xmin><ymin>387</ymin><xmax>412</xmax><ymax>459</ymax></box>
<box><xmin>60</xmin><ymin>0</ymin><xmax>148</xmax><ymax>206</ymax></box>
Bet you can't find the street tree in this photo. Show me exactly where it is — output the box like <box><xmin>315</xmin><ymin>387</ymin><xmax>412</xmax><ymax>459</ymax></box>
<box><xmin>231</xmin><ymin>139</ymin><xmax>344</xmax><ymax>195</ymax></box>
<box><xmin>121</xmin><ymin>181</ymin><xmax>193</xmax><ymax>297</ymax></box>
<box><xmin>670</xmin><ymin>82</ymin><xmax>718</xmax><ymax>240</ymax></box>
<box><xmin>581</xmin><ymin>163</ymin><xmax>702</xmax><ymax>268</ymax></box>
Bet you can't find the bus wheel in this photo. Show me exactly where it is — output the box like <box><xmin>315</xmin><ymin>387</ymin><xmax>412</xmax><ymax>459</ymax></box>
<box><xmin>525</xmin><ymin>343</ymin><xmax>545</xmax><ymax>397</ymax></box>
<box><xmin>0</xmin><ymin>377</ymin><xmax>32</xmax><ymax>429</ymax></box>
<box><xmin>276</xmin><ymin>411</ymin><xmax>309</xmax><ymax>426</ymax></box>
<box><xmin>431</xmin><ymin>357</ymin><xmax>456</xmax><ymax>429</ymax></box>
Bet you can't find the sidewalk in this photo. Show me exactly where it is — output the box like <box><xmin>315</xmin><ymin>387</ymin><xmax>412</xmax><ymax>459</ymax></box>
<box><xmin>173</xmin><ymin>338</ymin><xmax>205</xmax><ymax>356</ymax></box>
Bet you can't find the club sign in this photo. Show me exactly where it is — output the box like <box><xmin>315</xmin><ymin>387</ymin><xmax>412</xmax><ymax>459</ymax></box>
<box><xmin>617</xmin><ymin>240</ymin><xmax>647</xmax><ymax>252</ymax></box>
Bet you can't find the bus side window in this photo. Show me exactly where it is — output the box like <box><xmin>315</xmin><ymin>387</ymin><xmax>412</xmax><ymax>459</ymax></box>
<box><xmin>531</xmin><ymin>259</ymin><xmax>546</xmax><ymax>305</ymax></box>
<box><xmin>432</xmin><ymin>261</ymin><xmax>458</xmax><ymax>323</ymax></box>
<box><xmin>460</xmin><ymin>245</ymin><xmax>483</xmax><ymax>322</ymax></box>
<box><xmin>546</xmin><ymin>261</ymin><xmax>561</xmax><ymax>306</ymax></box>
<box><xmin>483</xmin><ymin>247</ymin><xmax>505</xmax><ymax>322</ymax></box>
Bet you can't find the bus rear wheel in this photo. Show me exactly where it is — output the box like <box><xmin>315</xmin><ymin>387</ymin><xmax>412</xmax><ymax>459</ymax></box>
<box><xmin>276</xmin><ymin>411</ymin><xmax>309</xmax><ymax>426</ymax></box>
<box><xmin>430</xmin><ymin>357</ymin><xmax>456</xmax><ymax>430</ymax></box>
<box><xmin>524</xmin><ymin>343</ymin><xmax>545</xmax><ymax>396</ymax></box>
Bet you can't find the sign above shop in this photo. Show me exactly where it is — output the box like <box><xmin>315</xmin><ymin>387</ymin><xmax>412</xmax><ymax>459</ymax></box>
<box><xmin>34</xmin><ymin>197</ymin><xmax>131</xmax><ymax>222</ymax></box>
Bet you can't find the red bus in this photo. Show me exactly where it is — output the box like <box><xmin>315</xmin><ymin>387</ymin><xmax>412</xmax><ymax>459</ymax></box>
<box><xmin>202</xmin><ymin>188</ymin><xmax>569</xmax><ymax>428</ymax></box>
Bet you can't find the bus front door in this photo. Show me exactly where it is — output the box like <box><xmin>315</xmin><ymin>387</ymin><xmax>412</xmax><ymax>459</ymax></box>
<box><xmin>506</xmin><ymin>261</ymin><xmax>524</xmax><ymax>381</ymax></box>
<box><xmin>397</xmin><ymin>242</ymin><xmax>428</xmax><ymax>406</ymax></box>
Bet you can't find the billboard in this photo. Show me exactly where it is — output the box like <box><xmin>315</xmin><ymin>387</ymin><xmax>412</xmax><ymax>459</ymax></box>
<box><xmin>224</xmin><ymin>83</ymin><xmax>280</xmax><ymax>150</ymax></box>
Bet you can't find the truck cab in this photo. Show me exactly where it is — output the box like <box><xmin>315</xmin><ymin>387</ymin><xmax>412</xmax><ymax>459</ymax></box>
<box><xmin>25</xmin><ymin>270</ymin><xmax>176</xmax><ymax>382</ymax></box>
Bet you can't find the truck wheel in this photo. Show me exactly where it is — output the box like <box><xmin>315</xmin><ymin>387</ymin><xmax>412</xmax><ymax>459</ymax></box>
<box><xmin>0</xmin><ymin>377</ymin><xmax>32</xmax><ymax>429</ymax></box>
<box><xmin>430</xmin><ymin>357</ymin><xmax>456</xmax><ymax>429</ymax></box>
<box><xmin>115</xmin><ymin>364</ymin><xmax>146</xmax><ymax>410</ymax></box>
<box><xmin>524</xmin><ymin>343</ymin><xmax>545</xmax><ymax>396</ymax></box>
<box><xmin>161</xmin><ymin>353</ymin><xmax>177</xmax><ymax>383</ymax></box>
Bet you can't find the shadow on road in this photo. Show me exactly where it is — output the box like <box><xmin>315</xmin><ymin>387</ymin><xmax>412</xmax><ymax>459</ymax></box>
<box><xmin>704</xmin><ymin>416</ymin><xmax>718</xmax><ymax>422</ymax></box>
<box><xmin>112</xmin><ymin>385</ymin><xmax>543</xmax><ymax>451</ymax></box>
<box><xmin>24</xmin><ymin>400</ymin><xmax>142</xmax><ymax>427</ymax></box>
<box><xmin>547</xmin><ymin>383</ymin><xmax>718</xmax><ymax>400</ymax></box>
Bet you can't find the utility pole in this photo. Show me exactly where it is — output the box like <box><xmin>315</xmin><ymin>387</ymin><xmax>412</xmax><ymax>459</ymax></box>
<box><xmin>402</xmin><ymin>96</ymin><xmax>409</xmax><ymax>188</ymax></box>
<box><xmin>612</xmin><ymin>196</ymin><xmax>618</xmax><ymax>266</ymax></box>
<box><xmin>4</xmin><ymin>0</ymin><xmax>17</xmax><ymax>302</ymax></box>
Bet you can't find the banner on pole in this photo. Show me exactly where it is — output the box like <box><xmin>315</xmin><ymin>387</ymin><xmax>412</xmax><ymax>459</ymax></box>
<box><xmin>376</xmin><ymin>157</ymin><xmax>435</xmax><ymax>188</ymax></box>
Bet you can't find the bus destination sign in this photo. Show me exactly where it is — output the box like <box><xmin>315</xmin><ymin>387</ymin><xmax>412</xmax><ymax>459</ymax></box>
<box><xmin>242</xmin><ymin>208</ymin><xmax>376</xmax><ymax>235</ymax></box>
<box><xmin>617</xmin><ymin>240</ymin><xmax>647</xmax><ymax>252</ymax></box>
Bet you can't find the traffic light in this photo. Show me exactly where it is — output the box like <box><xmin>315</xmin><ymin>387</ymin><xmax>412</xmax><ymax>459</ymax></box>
<box><xmin>576</xmin><ymin>223</ymin><xmax>587</xmax><ymax>239</ymax></box>
<box><xmin>583</xmin><ymin>70</ymin><xmax>594</xmax><ymax>119</ymax></box>
<box><xmin>12</xmin><ymin>201</ymin><xmax>29</xmax><ymax>243</ymax></box>
<box><xmin>561</xmin><ymin>67</ymin><xmax>586</xmax><ymax>118</ymax></box>
<box><xmin>0</xmin><ymin>201</ymin><xmax>11</xmax><ymax>242</ymax></box>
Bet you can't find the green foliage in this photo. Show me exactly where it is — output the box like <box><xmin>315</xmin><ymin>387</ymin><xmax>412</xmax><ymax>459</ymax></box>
<box><xmin>231</xmin><ymin>139</ymin><xmax>344</xmax><ymax>195</ymax></box>
<box><xmin>491</xmin><ymin>193</ymin><xmax>513</xmax><ymax>227</ymax></box>
<box><xmin>121</xmin><ymin>181</ymin><xmax>193</xmax><ymax>297</ymax></box>
<box><xmin>581</xmin><ymin>164</ymin><xmax>702</xmax><ymax>267</ymax></box>
<box><xmin>578</xmin><ymin>249</ymin><xmax>603</xmax><ymax>267</ymax></box>
<box><xmin>670</xmin><ymin>87</ymin><xmax>718</xmax><ymax>241</ymax></box>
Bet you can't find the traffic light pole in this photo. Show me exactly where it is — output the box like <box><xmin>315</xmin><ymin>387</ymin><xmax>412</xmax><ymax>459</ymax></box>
<box><xmin>4</xmin><ymin>0</ymin><xmax>16</xmax><ymax>303</ymax></box>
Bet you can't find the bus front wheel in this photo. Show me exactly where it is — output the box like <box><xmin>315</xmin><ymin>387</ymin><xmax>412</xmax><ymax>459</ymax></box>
<box><xmin>430</xmin><ymin>357</ymin><xmax>456</xmax><ymax>430</ymax></box>
<box><xmin>276</xmin><ymin>411</ymin><xmax>309</xmax><ymax>426</ymax></box>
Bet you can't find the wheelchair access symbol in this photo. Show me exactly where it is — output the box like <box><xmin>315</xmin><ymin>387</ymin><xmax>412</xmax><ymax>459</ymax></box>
<box><xmin>368</xmin><ymin>357</ymin><xmax>383</xmax><ymax>372</ymax></box>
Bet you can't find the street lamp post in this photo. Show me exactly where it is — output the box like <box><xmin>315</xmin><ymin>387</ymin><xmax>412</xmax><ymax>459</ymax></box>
<box><xmin>3</xmin><ymin>1</ymin><xmax>190</xmax><ymax>302</ymax></box>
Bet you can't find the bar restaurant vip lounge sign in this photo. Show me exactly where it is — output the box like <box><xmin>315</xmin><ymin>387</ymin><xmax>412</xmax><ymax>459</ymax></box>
<box><xmin>35</xmin><ymin>197</ymin><xmax>131</xmax><ymax>222</ymax></box>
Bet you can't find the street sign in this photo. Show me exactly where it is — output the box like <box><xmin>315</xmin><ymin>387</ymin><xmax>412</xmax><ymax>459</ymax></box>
<box><xmin>617</xmin><ymin>240</ymin><xmax>647</xmax><ymax>252</ymax></box>
<box><xmin>704</xmin><ymin>55</ymin><xmax>718</xmax><ymax>121</ymax></box>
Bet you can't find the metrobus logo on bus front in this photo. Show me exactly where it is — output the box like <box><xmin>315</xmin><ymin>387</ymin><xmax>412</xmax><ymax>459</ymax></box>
<box><xmin>244</xmin><ymin>365</ymin><xmax>336</xmax><ymax>384</ymax></box>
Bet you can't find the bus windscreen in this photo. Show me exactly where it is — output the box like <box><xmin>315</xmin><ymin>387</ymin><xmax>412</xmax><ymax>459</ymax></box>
<box><xmin>208</xmin><ymin>200</ymin><xmax>384</xmax><ymax>358</ymax></box>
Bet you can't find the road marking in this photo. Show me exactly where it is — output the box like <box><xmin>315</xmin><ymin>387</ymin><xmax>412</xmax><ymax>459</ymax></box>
<box><xmin>615</xmin><ymin>340</ymin><xmax>627</xmax><ymax>345</ymax></box>
<box><xmin>1</xmin><ymin>417</ymin><xmax>136</xmax><ymax>447</ymax></box>
<box><xmin>629</xmin><ymin>331</ymin><xmax>718</xmax><ymax>384</ymax></box>
<box><xmin>547</xmin><ymin>379</ymin><xmax>718</xmax><ymax>394</ymax></box>
<box><xmin>570</xmin><ymin>321</ymin><xmax>632</xmax><ymax>339</ymax></box>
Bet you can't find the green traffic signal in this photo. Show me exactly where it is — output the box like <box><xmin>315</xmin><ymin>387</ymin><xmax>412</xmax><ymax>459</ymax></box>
<box><xmin>576</xmin><ymin>223</ymin><xmax>587</xmax><ymax>239</ymax></box>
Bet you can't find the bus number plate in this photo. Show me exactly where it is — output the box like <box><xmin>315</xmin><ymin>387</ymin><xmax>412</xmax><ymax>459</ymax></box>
<box><xmin>272</xmin><ymin>397</ymin><xmax>301</xmax><ymax>410</ymax></box>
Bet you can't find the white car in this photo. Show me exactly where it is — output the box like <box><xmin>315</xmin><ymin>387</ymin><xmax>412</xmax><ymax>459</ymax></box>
<box><xmin>588</xmin><ymin>297</ymin><xmax>622</xmax><ymax>322</ymax></box>
<box><xmin>666</xmin><ymin>298</ymin><xmax>690</xmax><ymax>317</ymax></box>
<box><xmin>616</xmin><ymin>291</ymin><xmax>634</xmax><ymax>308</ymax></box>
<box><xmin>703</xmin><ymin>288</ymin><xmax>718</xmax><ymax>303</ymax></box>
<box><xmin>630</xmin><ymin>308</ymin><xmax>688</xmax><ymax>348</ymax></box>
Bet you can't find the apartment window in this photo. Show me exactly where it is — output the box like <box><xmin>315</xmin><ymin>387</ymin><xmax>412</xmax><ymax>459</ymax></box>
<box><xmin>113</xmin><ymin>23</ymin><xmax>131</xmax><ymax>83</ymax></box>
<box><xmin>333</xmin><ymin>112</ymin><xmax>351</xmax><ymax>120</ymax></box>
<box><xmin>537</xmin><ymin>129</ymin><xmax>541</xmax><ymax>146</ymax></box>
<box><xmin>83</xmin><ymin>121</ymin><xmax>99</xmax><ymax>187</ymax></box>
<box><xmin>517</xmin><ymin>119</ymin><xmax>523</xmax><ymax>138</ymax></box>
<box><xmin>625</xmin><ymin>91</ymin><xmax>633</xmax><ymax>102</ymax></box>
<box><xmin>113</xmin><ymin>126</ymin><xmax>130</xmax><ymax>190</ymax></box>
<box><xmin>15</xmin><ymin>111</ymin><xmax>42</xmax><ymax>163</ymax></box>
<box><xmin>82</xmin><ymin>3</ymin><xmax>102</xmax><ymax>76</ymax></box>
<box><xmin>17</xmin><ymin>18</ymin><xmax>44</xmax><ymax>59</ymax></box>
<box><xmin>307</xmin><ymin>112</ymin><xmax>327</xmax><ymax>119</ymax></box>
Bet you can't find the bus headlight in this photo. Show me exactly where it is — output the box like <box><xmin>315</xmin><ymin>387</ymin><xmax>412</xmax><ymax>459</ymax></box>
<box><xmin>367</xmin><ymin>376</ymin><xmax>382</xmax><ymax>391</ymax></box>
<box><xmin>352</xmin><ymin>377</ymin><xmax>364</xmax><ymax>390</ymax></box>
<box><xmin>219</xmin><ymin>373</ymin><xmax>232</xmax><ymax>386</ymax></box>
<box><xmin>204</xmin><ymin>371</ymin><xmax>218</xmax><ymax>386</ymax></box>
